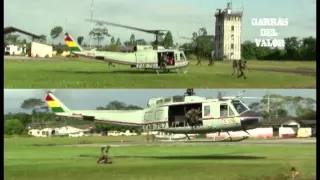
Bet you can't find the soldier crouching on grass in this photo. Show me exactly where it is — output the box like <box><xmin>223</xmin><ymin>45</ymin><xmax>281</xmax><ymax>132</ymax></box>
<box><xmin>97</xmin><ymin>146</ymin><xmax>113</xmax><ymax>164</ymax></box>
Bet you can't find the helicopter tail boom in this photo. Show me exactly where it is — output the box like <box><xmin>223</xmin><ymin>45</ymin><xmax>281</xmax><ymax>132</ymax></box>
<box><xmin>45</xmin><ymin>92</ymin><xmax>71</xmax><ymax>113</ymax></box>
<box><xmin>64</xmin><ymin>33</ymin><xmax>84</xmax><ymax>52</ymax></box>
<box><xmin>45</xmin><ymin>92</ymin><xmax>146</xmax><ymax>126</ymax></box>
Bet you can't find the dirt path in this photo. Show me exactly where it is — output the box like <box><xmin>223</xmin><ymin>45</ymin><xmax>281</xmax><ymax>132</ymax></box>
<box><xmin>251</xmin><ymin>67</ymin><xmax>316</xmax><ymax>76</ymax></box>
<box><xmin>60</xmin><ymin>138</ymin><xmax>316</xmax><ymax>147</ymax></box>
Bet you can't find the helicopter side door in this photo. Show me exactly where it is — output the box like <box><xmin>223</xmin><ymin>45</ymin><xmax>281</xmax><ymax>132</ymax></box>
<box><xmin>146</xmin><ymin>106</ymin><xmax>167</xmax><ymax>130</ymax></box>
<box><xmin>136</xmin><ymin>52</ymin><xmax>145</xmax><ymax>63</ymax></box>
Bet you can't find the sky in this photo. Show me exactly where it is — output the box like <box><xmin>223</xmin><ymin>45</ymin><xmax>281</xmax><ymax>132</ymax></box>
<box><xmin>4</xmin><ymin>89</ymin><xmax>316</xmax><ymax>114</ymax></box>
<box><xmin>4</xmin><ymin>0</ymin><xmax>316</xmax><ymax>45</ymax></box>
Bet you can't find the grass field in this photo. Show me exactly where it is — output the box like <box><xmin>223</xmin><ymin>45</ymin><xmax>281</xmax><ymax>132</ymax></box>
<box><xmin>4</xmin><ymin>137</ymin><xmax>316</xmax><ymax>180</ymax></box>
<box><xmin>4</xmin><ymin>58</ymin><xmax>316</xmax><ymax>88</ymax></box>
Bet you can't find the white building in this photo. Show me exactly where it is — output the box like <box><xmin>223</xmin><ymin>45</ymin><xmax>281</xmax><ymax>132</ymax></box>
<box><xmin>214</xmin><ymin>3</ymin><xmax>243</xmax><ymax>60</ymax></box>
<box><xmin>28</xmin><ymin>126</ymin><xmax>90</xmax><ymax>137</ymax></box>
<box><xmin>5</xmin><ymin>44</ymin><xmax>26</xmax><ymax>56</ymax></box>
<box><xmin>30</xmin><ymin>42</ymin><xmax>53</xmax><ymax>58</ymax></box>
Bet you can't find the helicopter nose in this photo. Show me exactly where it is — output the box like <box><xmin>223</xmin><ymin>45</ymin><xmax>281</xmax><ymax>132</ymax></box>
<box><xmin>240</xmin><ymin>111</ymin><xmax>262</xmax><ymax>130</ymax></box>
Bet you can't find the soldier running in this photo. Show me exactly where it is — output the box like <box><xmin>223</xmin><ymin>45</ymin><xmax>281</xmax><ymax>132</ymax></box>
<box><xmin>97</xmin><ymin>146</ymin><xmax>113</xmax><ymax>164</ymax></box>
<box><xmin>237</xmin><ymin>60</ymin><xmax>248</xmax><ymax>79</ymax></box>
<box><xmin>231</xmin><ymin>60</ymin><xmax>238</xmax><ymax>76</ymax></box>
<box><xmin>108</xmin><ymin>62</ymin><xmax>115</xmax><ymax>68</ymax></box>
<box><xmin>208</xmin><ymin>50</ymin><xmax>215</xmax><ymax>66</ymax></box>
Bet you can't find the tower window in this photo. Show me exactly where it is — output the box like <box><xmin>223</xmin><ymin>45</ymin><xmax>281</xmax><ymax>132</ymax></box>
<box><xmin>231</xmin><ymin>25</ymin><xmax>234</xmax><ymax>31</ymax></box>
<box><xmin>231</xmin><ymin>44</ymin><xmax>234</xmax><ymax>49</ymax></box>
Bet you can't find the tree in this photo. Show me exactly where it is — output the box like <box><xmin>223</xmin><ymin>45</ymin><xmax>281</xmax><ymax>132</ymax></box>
<box><xmin>89</xmin><ymin>23</ymin><xmax>110</xmax><ymax>47</ymax></box>
<box><xmin>20</xmin><ymin>98</ymin><xmax>48</xmax><ymax>123</ymax></box>
<box><xmin>77</xmin><ymin>36</ymin><xmax>84</xmax><ymax>45</ymax></box>
<box><xmin>95</xmin><ymin>101</ymin><xmax>143</xmax><ymax>132</ymax></box>
<box><xmin>300</xmin><ymin>36</ymin><xmax>316</xmax><ymax>60</ymax></box>
<box><xmin>4</xmin><ymin>119</ymin><xmax>24</xmax><ymax>135</ymax></box>
<box><xmin>248</xmin><ymin>94</ymin><xmax>316</xmax><ymax>119</ymax></box>
<box><xmin>4</xmin><ymin>34</ymin><xmax>20</xmax><ymax>45</ymax></box>
<box><xmin>162</xmin><ymin>31</ymin><xmax>174</xmax><ymax>48</ymax></box>
<box><xmin>284</xmin><ymin>37</ymin><xmax>301</xmax><ymax>60</ymax></box>
<box><xmin>239</xmin><ymin>36</ymin><xmax>315</xmax><ymax>61</ymax></box>
<box><xmin>116</xmin><ymin>37</ymin><xmax>121</xmax><ymax>46</ymax></box>
<box><xmin>189</xmin><ymin>27</ymin><xmax>214</xmax><ymax>62</ymax></box>
<box><xmin>50</xmin><ymin>26</ymin><xmax>63</xmax><ymax>44</ymax></box>
<box><xmin>136</xmin><ymin>39</ymin><xmax>147</xmax><ymax>45</ymax></box>
<box><xmin>20</xmin><ymin>98</ymin><xmax>46</xmax><ymax>112</ymax></box>
<box><xmin>110</xmin><ymin>36</ymin><xmax>115</xmax><ymax>44</ymax></box>
<box><xmin>241</xmin><ymin>41</ymin><xmax>256</xmax><ymax>59</ymax></box>
<box><xmin>130</xmin><ymin>34</ymin><xmax>136</xmax><ymax>46</ymax></box>
<box><xmin>4</xmin><ymin>113</ymin><xmax>31</xmax><ymax>127</ymax></box>
<box><xmin>39</xmin><ymin>35</ymin><xmax>47</xmax><ymax>43</ymax></box>
<box><xmin>124</xmin><ymin>41</ymin><xmax>131</xmax><ymax>46</ymax></box>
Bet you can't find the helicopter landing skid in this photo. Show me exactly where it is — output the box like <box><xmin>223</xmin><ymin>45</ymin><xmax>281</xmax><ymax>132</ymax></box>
<box><xmin>178</xmin><ymin>67</ymin><xmax>188</xmax><ymax>74</ymax></box>
<box><xmin>210</xmin><ymin>130</ymin><xmax>250</xmax><ymax>142</ymax></box>
<box><xmin>185</xmin><ymin>134</ymin><xmax>191</xmax><ymax>140</ymax></box>
<box><xmin>211</xmin><ymin>136</ymin><xmax>249</xmax><ymax>142</ymax></box>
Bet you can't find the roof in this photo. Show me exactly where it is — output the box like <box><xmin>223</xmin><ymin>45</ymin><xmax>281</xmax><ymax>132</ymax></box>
<box><xmin>261</xmin><ymin>118</ymin><xmax>316</xmax><ymax>126</ymax></box>
<box><xmin>4</xmin><ymin>26</ymin><xmax>41</xmax><ymax>38</ymax></box>
<box><xmin>297</xmin><ymin>120</ymin><xmax>316</xmax><ymax>126</ymax></box>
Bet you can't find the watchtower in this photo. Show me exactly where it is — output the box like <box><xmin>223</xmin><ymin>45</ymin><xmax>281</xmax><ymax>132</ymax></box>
<box><xmin>214</xmin><ymin>2</ymin><xmax>243</xmax><ymax>60</ymax></box>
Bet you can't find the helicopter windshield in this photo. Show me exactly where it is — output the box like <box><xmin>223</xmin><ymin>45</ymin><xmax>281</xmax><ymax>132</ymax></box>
<box><xmin>231</xmin><ymin>100</ymin><xmax>249</xmax><ymax>114</ymax></box>
<box><xmin>180</xmin><ymin>53</ymin><xmax>186</xmax><ymax>61</ymax></box>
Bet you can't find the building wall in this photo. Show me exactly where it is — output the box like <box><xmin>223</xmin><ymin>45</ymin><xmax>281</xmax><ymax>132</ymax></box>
<box><xmin>206</xmin><ymin>128</ymin><xmax>273</xmax><ymax>139</ymax></box>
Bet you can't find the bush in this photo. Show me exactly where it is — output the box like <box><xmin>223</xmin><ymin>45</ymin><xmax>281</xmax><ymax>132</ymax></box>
<box><xmin>55</xmin><ymin>46</ymin><xmax>64</xmax><ymax>54</ymax></box>
<box><xmin>4</xmin><ymin>119</ymin><xmax>24</xmax><ymax>135</ymax></box>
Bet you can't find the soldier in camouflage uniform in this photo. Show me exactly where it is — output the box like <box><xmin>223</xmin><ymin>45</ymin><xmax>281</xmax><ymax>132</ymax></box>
<box><xmin>161</xmin><ymin>53</ymin><xmax>168</xmax><ymax>69</ymax></box>
<box><xmin>186</xmin><ymin>108</ymin><xmax>202</xmax><ymax>128</ymax></box>
<box><xmin>108</xmin><ymin>62</ymin><xmax>115</xmax><ymax>68</ymax></box>
<box><xmin>97</xmin><ymin>146</ymin><xmax>113</xmax><ymax>164</ymax></box>
<box><xmin>231</xmin><ymin>60</ymin><xmax>239</xmax><ymax>76</ymax></box>
<box><xmin>208</xmin><ymin>50</ymin><xmax>215</xmax><ymax>66</ymax></box>
<box><xmin>237</xmin><ymin>60</ymin><xmax>248</xmax><ymax>79</ymax></box>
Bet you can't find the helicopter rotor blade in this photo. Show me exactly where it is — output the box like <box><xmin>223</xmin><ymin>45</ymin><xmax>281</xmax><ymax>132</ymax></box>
<box><xmin>222</xmin><ymin>96</ymin><xmax>283</xmax><ymax>101</ymax></box>
<box><xmin>85</xmin><ymin>19</ymin><xmax>168</xmax><ymax>35</ymax></box>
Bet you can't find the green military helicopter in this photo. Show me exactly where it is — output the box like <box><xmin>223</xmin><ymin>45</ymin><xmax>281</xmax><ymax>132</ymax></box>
<box><xmin>45</xmin><ymin>89</ymin><xmax>263</xmax><ymax>141</ymax></box>
<box><xmin>64</xmin><ymin>19</ymin><xmax>189</xmax><ymax>74</ymax></box>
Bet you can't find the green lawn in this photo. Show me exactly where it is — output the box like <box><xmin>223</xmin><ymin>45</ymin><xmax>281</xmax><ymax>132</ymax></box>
<box><xmin>4</xmin><ymin>59</ymin><xmax>316</xmax><ymax>88</ymax></box>
<box><xmin>4</xmin><ymin>137</ymin><xmax>316</xmax><ymax>180</ymax></box>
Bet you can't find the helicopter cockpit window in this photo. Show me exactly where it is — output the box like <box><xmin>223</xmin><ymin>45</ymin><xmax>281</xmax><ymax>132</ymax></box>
<box><xmin>180</xmin><ymin>53</ymin><xmax>186</xmax><ymax>61</ymax></box>
<box><xmin>156</xmin><ymin>99</ymin><xmax>164</xmax><ymax>105</ymax></box>
<box><xmin>231</xmin><ymin>100</ymin><xmax>249</xmax><ymax>114</ymax></box>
